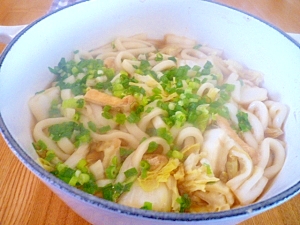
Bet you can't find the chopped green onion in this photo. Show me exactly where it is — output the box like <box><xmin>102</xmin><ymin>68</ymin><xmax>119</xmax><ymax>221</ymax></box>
<box><xmin>82</xmin><ymin>178</ymin><xmax>99</xmax><ymax>194</ymax></box>
<box><xmin>88</xmin><ymin>121</ymin><xmax>97</xmax><ymax>132</ymax></box>
<box><xmin>102</xmin><ymin>111</ymin><xmax>113</xmax><ymax>119</ymax></box>
<box><xmin>105</xmin><ymin>166</ymin><xmax>118</xmax><ymax>179</ymax></box>
<box><xmin>101</xmin><ymin>182</ymin><xmax>133</xmax><ymax>202</ymax></box>
<box><xmin>45</xmin><ymin>150</ymin><xmax>56</xmax><ymax>162</ymax></box>
<box><xmin>48</xmin><ymin>121</ymin><xmax>77</xmax><ymax>141</ymax></box>
<box><xmin>200</xmin><ymin>61</ymin><xmax>213</xmax><ymax>75</ymax></box>
<box><xmin>105</xmin><ymin>156</ymin><xmax>119</xmax><ymax>179</ymax></box>
<box><xmin>54</xmin><ymin>166</ymin><xmax>76</xmax><ymax>184</ymax></box>
<box><xmin>101</xmin><ymin>170</ymin><xmax>135</xmax><ymax>202</ymax></box>
<box><xmin>168</xmin><ymin>150</ymin><xmax>183</xmax><ymax>160</ymax></box>
<box><xmin>192</xmin><ymin>65</ymin><xmax>201</xmax><ymax>72</ymax></box>
<box><xmin>68</xmin><ymin>176</ymin><xmax>78</xmax><ymax>186</ymax></box>
<box><xmin>98</xmin><ymin>125</ymin><xmax>111</xmax><ymax>134</ymax></box>
<box><xmin>124</xmin><ymin>167</ymin><xmax>138</xmax><ymax>178</ymax></box>
<box><xmin>155</xmin><ymin>52</ymin><xmax>163</xmax><ymax>62</ymax></box>
<box><xmin>152</xmin><ymin>87</ymin><xmax>162</xmax><ymax>95</ymax></box>
<box><xmin>120</xmin><ymin>148</ymin><xmax>133</xmax><ymax>156</ymax></box>
<box><xmin>193</xmin><ymin>44</ymin><xmax>202</xmax><ymax>49</ymax></box>
<box><xmin>203</xmin><ymin>163</ymin><xmax>214</xmax><ymax>176</ymax></box>
<box><xmin>78</xmin><ymin>173</ymin><xmax>90</xmax><ymax>185</ymax></box>
<box><xmin>220</xmin><ymin>83</ymin><xmax>235</xmax><ymax>92</ymax></box>
<box><xmin>236</xmin><ymin>110</ymin><xmax>252</xmax><ymax>132</ymax></box>
<box><xmin>49</xmin><ymin>99</ymin><xmax>61</xmax><ymax>117</ymax></box>
<box><xmin>156</xmin><ymin>127</ymin><xmax>173</xmax><ymax>144</ymax></box>
<box><xmin>147</xmin><ymin>141</ymin><xmax>158</xmax><ymax>153</ymax></box>
<box><xmin>76</xmin><ymin>159</ymin><xmax>88</xmax><ymax>173</ymax></box>
<box><xmin>140</xmin><ymin>160</ymin><xmax>150</xmax><ymax>179</ymax></box>
<box><xmin>139</xmin><ymin>60</ymin><xmax>151</xmax><ymax>72</ymax></box>
<box><xmin>74</xmin><ymin>124</ymin><xmax>91</xmax><ymax>147</ymax></box>
<box><xmin>168</xmin><ymin>56</ymin><xmax>177</xmax><ymax>63</ymax></box>
<box><xmin>176</xmin><ymin>193</ymin><xmax>191</xmax><ymax>213</ymax></box>
<box><xmin>56</xmin><ymin>162</ymin><xmax>67</xmax><ymax>173</ymax></box>
<box><xmin>102</xmin><ymin>105</ymin><xmax>113</xmax><ymax>119</ymax></box>
<box><xmin>115</xmin><ymin>113</ymin><xmax>126</xmax><ymax>124</ymax></box>
<box><xmin>127</xmin><ymin>112</ymin><xmax>140</xmax><ymax>123</ymax></box>
<box><xmin>33</xmin><ymin>140</ymin><xmax>47</xmax><ymax>151</ymax></box>
<box><xmin>101</xmin><ymin>183</ymin><xmax>114</xmax><ymax>201</ymax></box>
<box><xmin>120</xmin><ymin>148</ymin><xmax>134</xmax><ymax>161</ymax></box>
<box><xmin>73</xmin><ymin>112</ymin><xmax>81</xmax><ymax>121</ymax></box>
<box><xmin>140</xmin><ymin>202</ymin><xmax>153</xmax><ymax>210</ymax></box>
<box><xmin>173</xmin><ymin>111</ymin><xmax>186</xmax><ymax>128</ymax></box>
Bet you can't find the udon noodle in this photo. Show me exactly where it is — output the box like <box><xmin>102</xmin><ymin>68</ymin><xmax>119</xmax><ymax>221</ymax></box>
<box><xmin>29</xmin><ymin>34</ymin><xmax>288</xmax><ymax>213</ymax></box>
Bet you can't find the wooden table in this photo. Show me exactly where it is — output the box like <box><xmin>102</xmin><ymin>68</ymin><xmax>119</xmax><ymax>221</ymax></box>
<box><xmin>0</xmin><ymin>0</ymin><xmax>300</xmax><ymax>224</ymax></box>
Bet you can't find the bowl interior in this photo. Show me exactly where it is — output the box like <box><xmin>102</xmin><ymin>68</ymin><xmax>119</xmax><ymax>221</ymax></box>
<box><xmin>0</xmin><ymin>0</ymin><xmax>300</xmax><ymax>222</ymax></box>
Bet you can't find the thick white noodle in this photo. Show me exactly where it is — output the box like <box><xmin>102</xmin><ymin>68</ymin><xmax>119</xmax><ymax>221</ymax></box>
<box><xmin>226</xmin><ymin>148</ymin><xmax>253</xmax><ymax>191</ymax></box>
<box><xmin>116</xmin><ymin>137</ymin><xmax>170</xmax><ymax>183</ymax></box>
<box><xmin>239</xmin><ymin>85</ymin><xmax>268</xmax><ymax>105</ymax></box>
<box><xmin>233</xmin><ymin>166</ymin><xmax>268</xmax><ymax>205</ymax></box>
<box><xmin>95</xmin><ymin>52</ymin><xmax>118</xmax><ymax>60</ymax></box>
<box><xmin>224</xmin><ymin>102</ymin><xmax>239</xmax><ymax>125</ymax></box>
<box><xmin>180</xmin><ymin>49</ymin><xmax>207</xmax><ymax>61</ymax></box>
<box><xmin>184</xmin><ymin>152</ymin><xmax>201</xmax><ymax>172</ymax></box>
<box><xmin>138</xmin><ymin>108</ymin><xmax>167</xmax><ymax>132</ymax></box>
<box><xmin>126</xmin><ymin>46</ymin><xmax>157</xmax><ymax>56</ymax></box>
<box><xmin>196</xmin><ymin>83</ymin><xmax>215</xmax><ymax>96</ymax></box>
<box><xmin>152</xmin><ymin>116</ymin><xmax>168</xmax><ymax>129</ymax></box>
<box><xmin>241</xmin><ymin>110</ymin><xmax>264</xmax><ymax>149</ymax></box>
<box><xmin>114</xmin><ymin>51</ymin><xmax>136</xmax><ymax>71</ymax></box>
<box><xmin>90</xmin><ymin>45</ymin><xmax>115</xmax><ymax>57</ymax></box>
<box><xmin>33</xmin><ymin>117</ymin><xmax>72</xmax><ymax>160</ymax></box>
<box><xmin>201</xmin><ymin>128</ymin><xmax>234</xmax><ymax>177</ymax></box>
<box><xmin>164</xmin><ymin>34</ymin><xmax>197</xmax><ymax>48</ymax></box>
<box><xmin>114</xmin><ymin>37</ymin><xmax>154</xmax><ymax>50</ymax></box>
<box><xmin>114</xmin><ymin>38</ymin><xmax>127</xmax><ymax>51</ymax></box>
<box><xmin>175</xmin><ymin>127</ymin><xmax>203</xmax><ymax>148</ymax></box>
<box><xmin>57</xmin><ymin>137</ymin><xmax>75</xmax><ymax>154</ymax></box>
<box><xmin>265</xmin><ymin>100</ymin><xmax>288</xmax><ymax>129</ymax></box>
<box><xmin>209</xmin><ymin>55</ymin><xmax>231</xmax><ymax>76</ymax></box>
<box><xmin>242</xmin><ymin>132</ymin><xmax>259</xmax><ymax>150</ymax></box>
<box><xmin>64</xmin><ymin>144</ymin><xmax>89</xmax><ymax>169</ymax></box>
<box><xmin>152</xmin><ymin>60</ymin><xmax>177</xmax><ymax>72</ymax></box>
<box><xmin>60</xmin><ymin>89</ymin><xmax>73</xmax><ymax>100</ymax></box>
<box><xmin>226</xmin><ymin>73</ymin><xmax>242</xmax><ymax>103</ymax></box>
<box><xmin>124</xmin><ymin>121</ymin><xmax>149</xmax><ymax>142</ymax></box>
<box><xmin>89</xmin><ymin>103</ymin><xmax>118</xmax><ymax>128</ymax></box>
<box><xmin>257</xmin><ymin>138</ymin><xmax>286</xmax><ymax>179</ymax></box>
<box><xmin>100</xmin><ymin>139</ymin><xmax>121</xmax><ymax>169</ymax></box>
<box><xmin>200</xmin><ymin>46</ymin><xmax>223</xmax><ymax>56</ymax></box>
<box><xmin>121</xmin><ymin>59</ymin><xmax>140</xmax><ymax>75</ymax></box>
<box><xmin>91</xmin><ymin>130</ymin><xmax>140</xmax><ymax>149</ymax></box>
<box><xmin>247</xmin><ymin>101</ymin><xmax>269</xmax><ymax>130</ymax></box>
<box><xmin>89</xmin><ymin>160</ymin><xmax>105</xmax><ymax>180</ymax></box>
<box><xmin>28</xmin><ymin>86</ymin><xmax>60</xmax><ymax>122</ymax></box>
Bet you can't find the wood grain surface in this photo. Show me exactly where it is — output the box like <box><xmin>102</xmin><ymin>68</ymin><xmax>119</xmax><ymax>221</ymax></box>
<box><xmin>0</xmin><ymin>0</ymin><xmax>300</xmax><ymax>224</ymax></box>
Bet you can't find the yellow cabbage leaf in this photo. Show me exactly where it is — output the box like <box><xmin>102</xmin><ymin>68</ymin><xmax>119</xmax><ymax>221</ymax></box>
<box><xmin>180</xmin><ymin>160</ymin><xmax>220</xmax><ymax>193</ymax></box>
<box><xmin>138</xmin><ymin>158</ymin><xmax>180</xmax><ymax>192</ymax></box>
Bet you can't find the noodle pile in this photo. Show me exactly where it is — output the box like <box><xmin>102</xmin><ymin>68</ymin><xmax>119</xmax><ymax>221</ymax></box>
<box><xmin>29</xmin><ymin>34</ymin><xmax>288</xmax><ymax>213</ymax></box>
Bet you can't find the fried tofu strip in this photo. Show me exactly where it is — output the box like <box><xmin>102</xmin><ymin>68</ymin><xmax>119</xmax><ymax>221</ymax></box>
<box><xmin>216</xmin><ymin>115</ymin><xmax>259</xmax><ymax>164</ymax></box>
<box><xmin>84</xmin><ymin>89</ymin><xmax>136</xmax><ymax>112</ymax></box>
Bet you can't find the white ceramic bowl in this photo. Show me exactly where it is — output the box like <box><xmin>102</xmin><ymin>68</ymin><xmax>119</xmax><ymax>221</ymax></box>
<box><xmin>0</xmin><ymin>1</ymin><xmax>300</xmax><ymax>224</ymax></box>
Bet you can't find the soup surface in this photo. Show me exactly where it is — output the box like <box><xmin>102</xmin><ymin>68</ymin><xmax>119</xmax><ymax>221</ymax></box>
<box><xmin>29</xmin><ymin>34</ymin><xmax>287</xmax><ymax>213</ymax></box>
